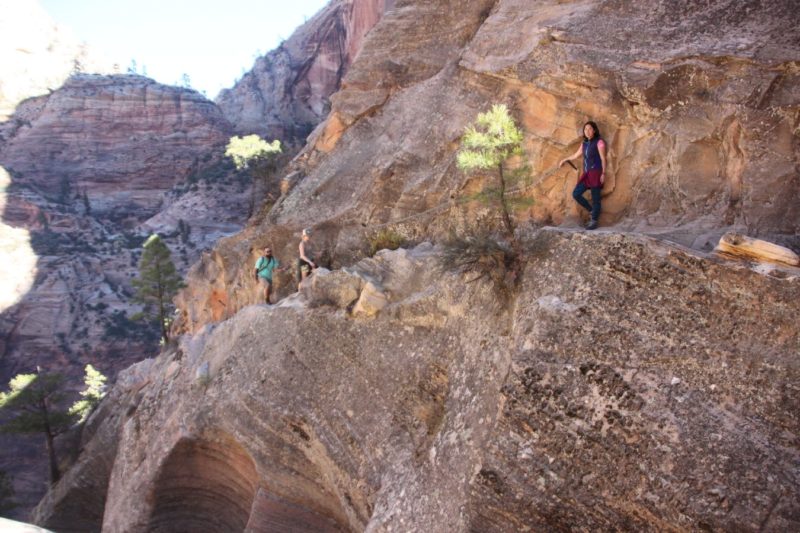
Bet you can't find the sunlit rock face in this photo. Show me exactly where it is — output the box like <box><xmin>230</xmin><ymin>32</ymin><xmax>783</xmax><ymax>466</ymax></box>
<box><xmin>0</xmin><ymin>0</ymin><xmax>391</xmax><ymax>515</ymax></box>
<box><xmin>216</xmin><ymin>0</ymin><xmax>393</xmax><ymax>142</ymax></box>
<box><xmin>176</xmin><ymin>0</ymin><xmax>800</xmax><ymax>334</ymax></box>
<box><xmin>18</xmin><ymin>0</ymin><xmax>800</xmax><ymax>528</ymax></box>
<box><xmin>33</xmin><ymin>233</ymin><xmax>800</xmax><ymax>531</ymax></box>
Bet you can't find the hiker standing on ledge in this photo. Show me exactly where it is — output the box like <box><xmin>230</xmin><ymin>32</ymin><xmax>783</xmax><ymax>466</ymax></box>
<box><xmin>297</xmin><ymin>228</ymin><xmax>317</xmax><ymax>288</ymax></box>
<box><xmin>559</xmin><ymin>121</ymin><xmax>608</xmax><ymax>230</ymax></box>
<box><xmin>254</xmin><ymin>246</ymin><xmax>283</xmax><ymax>304</ymax></box>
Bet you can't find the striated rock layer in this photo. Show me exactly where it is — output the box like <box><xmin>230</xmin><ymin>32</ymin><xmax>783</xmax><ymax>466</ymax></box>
<box><xmin>1</xmin><ymin>74</ymin><xmax>232</xmax><ymax>219</ymax></box>
<box><xmin>0</xmin><ymin>74</ymin><xmax>245</xmax><ymax>516</ymax></box>
<box><xmin>176</xmin><ymin>0</ymin><xmax>800</xmax><ymax>335</ymax></box>
<box><xmin>216</xmin><ymin>0</ymin><xmax>392</xmax><ymax>142</ymax></box>
<box><xmin>33</xmin><ymin>230</ymin><xmax>800</xmax><ymax>531</ymax></box>
<box><xmin>0</xmin><ymin>73</ymin><xmax>244</xmax><ymax>379</ymax></box>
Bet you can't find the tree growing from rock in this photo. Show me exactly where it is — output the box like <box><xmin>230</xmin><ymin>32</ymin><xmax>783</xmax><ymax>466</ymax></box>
<box><xmin>0</xmin><ymin>370</ymin><xmax>74</xmax><ymax>483</ymax></box>
<box><xmin>225</xmin><ymin>134</ymin><xmax>282</xmax><ymax>216</ymax></box>
<box><xmin>456</xmin><ymin>104</ymin><xmax>532</xmax><ymax>252</ymax></box>
<box><xmin>132</xmin><ymin>234</ymin><xmax>185</xmax><ymax>343</ymax></box>
<box><xmin>68</xmin><ymin>364</ymin><xmax>108</xmax><ymax>423</ymax></box>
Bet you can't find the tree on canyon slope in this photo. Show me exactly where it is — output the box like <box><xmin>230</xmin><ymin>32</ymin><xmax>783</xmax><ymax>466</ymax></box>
<box><xmin>225</xmin><ymin>134</ymin><xmax>283</xmax><ymax>216</ymax></box>
<box><xmin>456</xmin><ymin>103</ymin><xmax>532</xmax><ymax>248</ymax></box>
<box><xmin>0</xmin><ymin>370</ymin><xmax>74</xmax><ymax>484</ymax></box>
<box><xmin>68</xmin><ymin>364</ymin><xmax>108</xmax><ymax>423</ymax></box>
<box><xmin>132</xmin><ymin>234</ymin><xmax>185</xmax><ymax>343</ymax></box>
<box><xmin>451</xmin><ymin>104</ymin><xmax>532</xmax><ymax>286</ymax></box>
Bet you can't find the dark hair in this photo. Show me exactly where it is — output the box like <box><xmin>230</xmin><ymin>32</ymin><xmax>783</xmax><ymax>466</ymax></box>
<box><xmin>583</xmin><ymin>121</ymin><xmax>601</xmax><ymax>141</ymax></box>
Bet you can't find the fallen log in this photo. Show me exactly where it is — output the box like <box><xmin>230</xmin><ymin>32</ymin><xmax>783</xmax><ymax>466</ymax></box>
<box><xmin>714</xmin><ymin>232</ymin><xmax>800</xmax><ymax>267</ymax></box>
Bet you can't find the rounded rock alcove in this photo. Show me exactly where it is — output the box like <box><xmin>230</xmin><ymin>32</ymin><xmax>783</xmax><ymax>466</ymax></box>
<box><xmin>147</xmin><ymin>434</ymin><xmax>259</xmax><ymax>533</ymax></box>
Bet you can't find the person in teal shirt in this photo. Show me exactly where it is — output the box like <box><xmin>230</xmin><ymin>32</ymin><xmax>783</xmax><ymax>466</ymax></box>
<box><xmin>254</xmin><ymin>246</ymin><xmax>282</xmax><ymax>304</ymax></box>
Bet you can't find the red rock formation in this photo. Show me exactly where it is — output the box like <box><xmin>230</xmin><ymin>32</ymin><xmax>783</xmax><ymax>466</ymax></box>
<box><xmin>176</xmin><ymin>0</ymin><xmax>800</xmax><ymax>333</ymax></box>
<box><xmin>0</xmin><ymin>0</ymin><xmax>391</xmax><ymax>516</ymax></box>
<box><xmin>12</xmin><ymin>0</ymin><xmax>800</xmax><ymax>528</ymax></box>
<box><xmin>2</xmin><ymin>74</ymin><xmax>232</xmax><ymax>221</ymax></box>
<box><xmin>216</xmin><ymin>0</ymin><xmax>391</xmax><ymax>142</ymax></box>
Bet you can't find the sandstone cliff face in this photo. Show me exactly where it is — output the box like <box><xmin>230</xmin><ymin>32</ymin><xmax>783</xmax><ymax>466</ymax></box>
<box><xmin>14</xmin><ymin>0</ymin><xmax>800</xmax><ymax>528</ymax></box>
<box><xmin>176</xmin><ymin>0</ymin><xmax>800</xmax><ymax>335</ymax></box>
<box><xmin>216</xmin><ymin>0</ymin><xmax>391</xmax><ymax>142</ymax></box>
<box><xmin>34</xmin><ymin>231</ymin><xmax>800</xmax><ymax>531</ymax></box>
<box><xmin>1</xmin><ymin>74</ymin><xmax>232</xmax><ymax>219</ymax></box>
<box><xmin>0</xmin><ymin>74</ymin><xmax>243</xmax><ymax>379</ymax></box>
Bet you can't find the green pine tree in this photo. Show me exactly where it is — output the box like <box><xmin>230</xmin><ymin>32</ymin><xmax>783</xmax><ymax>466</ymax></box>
<box><xmin>456</xmin><ymin>104</ymin><xmax>532</xmax><ymax>251</ymax></box>
<box><xmin>0</xmin><ymin>370</ymin><xmax>75</xmax><ymax>483</ymax></box>
<box><xmin>132</xmin><ymin>234</ymin><xmax>185</xmax><ymax>343</ymax></box>
<box><xmin>68</xmin><ymin>364</ymin><xmax>108</xmax><ymax>423</ymax></box>
<box><xmin>225</xmin><ymin>135</ymin><xmax>282</xmax><ymax>216</ymax></box>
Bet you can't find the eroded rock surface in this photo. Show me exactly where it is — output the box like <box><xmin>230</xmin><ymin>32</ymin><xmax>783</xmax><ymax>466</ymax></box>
<box><xmin>216</xmin><ymin>0</ymin><xmax>392</xmax><ymax>142</ymax></box>
<box><xmin>0</xmin><ymin>74</ymin><xmax>245</xmax><ymax>516</ymax></box>
<box><xmin>1</xmin><ymin>0</ymin><xmax>394</xmax><ymax>517</ymax></box>
<box><xmin>178</xmin><ymin>0</ymin><xmax>800</xmax><ymax>334</ymax></box>
<box><xmin>35</xmin><ymin>231</ymin><xmax>800</xmax><ymax>531</ymax></box>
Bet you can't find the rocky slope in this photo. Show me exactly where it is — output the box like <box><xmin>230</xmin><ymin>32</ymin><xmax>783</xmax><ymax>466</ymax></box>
<box><xmin>174</xmin><ymin>0</ymin><xmax>800</xmax><ymax>335</ymax></box>
<box><xmin>0</xmin><ymin>0</ymin><xmax>393</xmax><ymax>517</ymax></box>
<box><xmin>33</xmin><ymin>230</ymin><xmax>800</xmax><ymax>531</ymax></box>
<box><xmin>216</xmin><ymin>0</ymin><xmax>391</xmax><ymax>143</ymax></box>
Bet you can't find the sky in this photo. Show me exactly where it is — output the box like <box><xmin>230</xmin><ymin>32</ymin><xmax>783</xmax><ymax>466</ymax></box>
<box><xmin>39</xmin><ymin>0</ymin><xmax>330</xmax><ymax>99</ymax></box>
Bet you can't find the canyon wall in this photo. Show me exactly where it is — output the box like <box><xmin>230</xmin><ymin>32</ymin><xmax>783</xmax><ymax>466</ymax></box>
<box><xmin>9</xmin><ymin>0</ymin><xmax>800</xmax><ymax>529</ymax></box>
<box><xmin>216</xmin><ymin>0</ymin><xmax>392</xmax><ymax>142</ymax></box>
<box><xmin>0</xmin><ymin>74</ymin><xmax>246</xmax><ymax>516</ymax></box>
<box><xmin>176</xmin><ymin>0</ymin><xmax>800</xmax><ymax>335</ymax></box>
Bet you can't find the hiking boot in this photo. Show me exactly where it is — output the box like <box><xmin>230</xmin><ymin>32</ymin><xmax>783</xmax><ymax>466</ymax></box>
<box><xmin>586</xmin><ymin>219</ymin><xmax>599</xmax><ymax>230</ymax></box>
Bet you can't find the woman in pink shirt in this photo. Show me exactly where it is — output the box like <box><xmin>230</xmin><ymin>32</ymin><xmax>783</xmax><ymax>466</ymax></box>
<box><xmin>558</xmin><ymin>121</ymin><xmax>608</xmax><ymax>230</ymax></box>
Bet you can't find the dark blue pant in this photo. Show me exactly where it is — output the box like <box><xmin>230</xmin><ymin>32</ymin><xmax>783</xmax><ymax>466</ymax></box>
<box><xmin>572</xmin><ymin>182</ymin><xmax>601</xmax><ymax>221</ymax></box>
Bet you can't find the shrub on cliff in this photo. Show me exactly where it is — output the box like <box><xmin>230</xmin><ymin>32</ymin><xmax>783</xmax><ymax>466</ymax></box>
<box><xmin>68</xmin><ymin>364</ymin><xmax>108</xmax><ymax>423</ymax></box>
<box><xmin>456</xmin><ymin>104</ymin><xmax>532</xmax><ymax>278</ymax></box>
<box><xmin>225</xmin><ymin>134</ymin><xmax>282</xmax><ymax>217</ymax></box>
<box><xmin>132</xmin><ymin>234</ymin><xmax>185</xmax><ymax>343</ymax></box>
<box><xmin>368</xmin><ymin>228</ymin><xmax>406</xmax><ymax>255</ymax></box>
